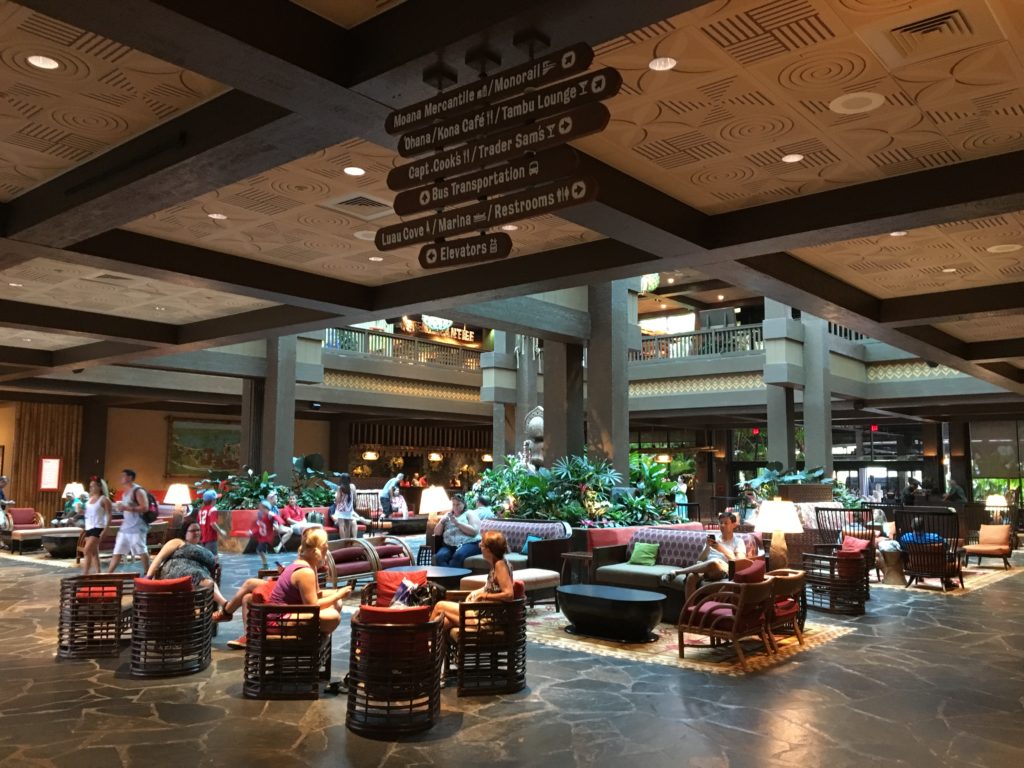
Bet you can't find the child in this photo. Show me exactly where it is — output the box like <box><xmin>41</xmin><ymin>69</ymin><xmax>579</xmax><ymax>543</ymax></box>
<box><xmin>250</xmin><ymin>501</ymin><xmax>277</xmax><ymax>568</ymax></box>
<box><xmin>197</xmin><ymin>490</ymin><xmax>227</xmax><ymax>555</ymax></box>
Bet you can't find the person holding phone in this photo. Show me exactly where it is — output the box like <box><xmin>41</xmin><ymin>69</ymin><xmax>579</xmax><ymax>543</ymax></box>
<box><xmin>660</xmin><ymin>511</ymin><xmax>752</xmax><ymax>599</ymax></box>
<box><xmin>433</xmin><ymin>493</ymin><xmax>483</xmax><ymax>567</ymax></box>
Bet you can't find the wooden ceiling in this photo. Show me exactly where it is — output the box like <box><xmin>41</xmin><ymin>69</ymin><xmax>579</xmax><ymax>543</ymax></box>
<box><xmin>0</xmin><ymin>0</ymin><xmax>225</xmax><ymax>201</ymax></box>
<box><xmin>0</xmin><ymin>325</ymin><xmax>90</xmax><ymax>349</ymax></box>
<box><xmin>291</xmin><ymin>0</ymin><xmax>408</xmax><ymax>29</ymax></box>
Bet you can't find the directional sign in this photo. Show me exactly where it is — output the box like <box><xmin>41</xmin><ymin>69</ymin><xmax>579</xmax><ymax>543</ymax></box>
<box><xmin>376</xmin><ymin>176</ymin><xmax>598</xmax><ymax>251</ymax></box>
<box><xmin>385</xmin><ymin>43</ymin><xmax>594</xmax><ymax>135</ymax></box>
<box><xmin>393</xmin><ymin>146</ymin><xmax>579</xmax><ymax>216</ymax></box>
<box><xmin>387</xmin><ymin>103</ymin><xmax>609</xmax><ymax>191</ymax></box>
<box><xmin>419</xmin><ymin>232</ymin><xmax>512</xmax><ymax>270</ymax></box>
<box><xmin>397</xmin><ymin>68</ymin><xmax>622</xmax><ymax>157</ymax></box>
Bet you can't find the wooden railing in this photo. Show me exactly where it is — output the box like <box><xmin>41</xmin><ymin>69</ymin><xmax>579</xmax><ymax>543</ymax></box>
<box><xmin>827</xmin><ymin>322</ymin><xmax>866</xmax><ymax>342</ymax></box>
<box><xmin>630</xmin><ymin>325</ymin><xmax>764</xmax><ymax>361</ymax></box>
<box><xmin>323</xmin><ymin>328</ymin><xmax>480</xmax><ymax>371</ymax></box>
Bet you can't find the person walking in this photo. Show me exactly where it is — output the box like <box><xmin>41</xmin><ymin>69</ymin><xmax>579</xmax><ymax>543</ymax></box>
<box><xmin>332</xmin><ymin>473</ymin><xmax>365</xmax><ymax>540</ymax></box>
<box><xmin>379</xmin><ymin>472</ymin><xmax>403</xmax><ymax>518</ymax></box>
<box><xmin>106</xmin><ymin>469</ymin><xmax>150</xmax><ymax>573</ymax></box>
<box><xmin>81</xmin><ymin>477</ymin><xmax>112</xmax><ymax>575</ymax></box>
<box><xmin>196</xmin><ymin>489</ymin><xmax>226</xmax><ymax>555</ymax></box>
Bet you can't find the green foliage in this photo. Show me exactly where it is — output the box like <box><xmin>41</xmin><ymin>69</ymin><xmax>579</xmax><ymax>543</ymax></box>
<box><xmin>832</xmin><ymin>484</ymin><xmax>862</xmax><ymax>508</ymax></box>
<box><xmin>194</xmin><ymin>457</ymin><xmax>341</xmax><ymax>510</ymax></box>
<box><xmin>738</xmin><ymin>464</ymin><xmax>833</xmax><ymax>500</ymax></box>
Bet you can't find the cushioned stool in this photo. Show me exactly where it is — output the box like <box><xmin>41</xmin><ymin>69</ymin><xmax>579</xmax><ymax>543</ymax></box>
<box><xmin>459</xmin><ymin>568</ymin><xmax>560</xmax><ymax>607</ymax></box>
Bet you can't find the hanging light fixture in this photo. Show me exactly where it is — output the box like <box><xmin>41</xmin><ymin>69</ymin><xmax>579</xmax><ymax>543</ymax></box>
<box><xmin>361</xmin><ymin>450</ymin><xmax>380</xmax><ymax>461</ymax></box>
<box><xmin>640</xmin><ymin>273</ymin><xmax>661</xmax><ymax>294</ymax></box>
<box><xmin>655</xmin><ymin>453</ymin><xmax>672</xmax><ymax>464</ymax></box>
<box><xmin>482</xmin><ymin>453</ymin><xmax>494</xmax><ymax>463</ymax></box>
<box><xmin>421</xmin><ymin>315</ymin><xmax>453</xmax><ymax>333</ymax></box>
<box><xmin>427</xmin><ymin>451</ymin><xmax>444</xmax><ymax>463</ymax></box>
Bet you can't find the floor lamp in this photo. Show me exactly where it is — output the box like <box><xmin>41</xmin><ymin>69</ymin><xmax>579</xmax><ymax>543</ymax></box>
<box><xmin>755</xmin><ymin>500</ymin><xmax>804</xmax><ymax>571</ymax></box>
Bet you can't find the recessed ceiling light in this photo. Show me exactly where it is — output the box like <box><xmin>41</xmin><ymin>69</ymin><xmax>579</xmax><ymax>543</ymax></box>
<box><xmin>941</xmin><ymin>268</ymin><xmax>957</xmax><ymax>273</ymax></box>
<box><xmin>27</xmin><ymin>54</ymin><xmax>60</xmax><ymax>70</ymax></box>
<box><xmin>828</xmin><ymin>91</ymin><xmax>885</xmax><ymax>115</ymax></box>
<box><xmin>660</xmin><ymin>303</ymin><xmax>667</xmax><ymax>309</ymax></box>
<box><xmin>986</xmin><ymin>243</ymin><xmax>1022</xmax><ymax>254</ymax></box>
<box><xmin>781</xmin><ymin>153</ymin><xmax>804</xmax><ymax>163</ymax></box>
<box><xmin>716</xmin><ymin>294</ymin><xmax>725</xmax><ymax>301</ymax></box>
<box><xmin>648</xmin><ymin>57</ymin><xmax>677</xmax><ymax>71</ymax></box>
<box><xmin>21</xmin><ymin>337</ymin><xmax>32</xmax><ymax>342</ymax></box>
<box><xmin>207</xmin><ymin>212</ymin><xmax>228</xmax><ymax>220</ymax></box>
<box><xmin>354</xmin><ymin>230</ymin><xmax>376</xmax><ymax>241</ymax></box>
<box><xmin>343</xmin><ymin>166</ymin><xmax>366</xmax><ymax>176</ymax></box>
<box><xmin>667</xmin><ymin>277</ymin><xmax>674</xmax><ymax>284</ymax></box>
<box><xmin>500</xmin><ymin>224</ymin><xmax>518</xmax><ymax>231</ymax></box>
<box><xmin>9</xmin><ymin>282</ymin><xmax>23</xmax><ymax>287</ymax></box>
<box><xmin>154</xmin><ymin>305</ymin><xmax>166</xmax><ymax>311</ymax></box>
<box><xmin>733</xmin><ymin>308</ymin><xmax>742</xmax><ymax>314</ymax></box>
<box><xmin>368</xmin><ymin>255</ymin><xmax>384</xmax><ymax>262</ymax></box>
<box><xmin>889</xmin><ymin>231</ymin><xmax>908</xmax><ymax>237</ymax></box>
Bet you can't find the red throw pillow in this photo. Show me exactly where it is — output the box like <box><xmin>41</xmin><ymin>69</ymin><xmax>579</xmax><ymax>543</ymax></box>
<box><xmin>357</xmin><ymin>605</ymin><xmax>431</xmax><ymax>625</ymax></box>
<box><xmin>841</xmin><ymin>535</ymin><xmax>870</xmax><ymax>552</ymax></box>
<box><xmin>836</xmin><ymin>550</ymin><xmax>863</xmax><ymax>580</ymax></box>
<box><xmin>375</xmin><ymin>569</ymin><xmax>427</xmax><ymax>607</ymax></box>
<box><xmin>134</xmin><ymin>576</ymin><xmax>193</xmax><ymax>592</ymax></box>
<box><xmin>733</xmin><ymin>560</ymin><xmax>765</xmax><ymax>583</ymax></box>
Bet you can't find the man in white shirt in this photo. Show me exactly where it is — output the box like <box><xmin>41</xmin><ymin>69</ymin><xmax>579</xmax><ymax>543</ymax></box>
<box><xmin>107</xmin><ymin>469</ymin><xmax>150</xmax><ymax>573</ymax></box>
<box><xmin>661</xmin><ymin>512</ymin><xmax>753</xmax><ymax>598</ymax></box>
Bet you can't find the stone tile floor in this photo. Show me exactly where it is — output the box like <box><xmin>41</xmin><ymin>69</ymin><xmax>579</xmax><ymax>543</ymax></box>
<box><xmin>0</xmin><ymin>549</ymin><xmax>1022</xmax><ymax>768</ymax></box>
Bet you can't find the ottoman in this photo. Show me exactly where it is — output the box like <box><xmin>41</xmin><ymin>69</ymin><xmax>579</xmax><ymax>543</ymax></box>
<box><xmin>460</xmin><ymin>568</ymin><xmax>560</xmax><ymax>607</ymax></box>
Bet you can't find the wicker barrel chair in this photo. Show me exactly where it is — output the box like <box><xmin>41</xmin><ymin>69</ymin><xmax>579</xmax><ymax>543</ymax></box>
<box><xmin>130</xmin><ymin>577</ymin><xmax>213</xmax><ymax>677</ymax></box>
<box><xmin>814</xmin><ymin>507</ymin><xmax>882</xmax><ymax>595</ymax></box>
<box><xmin>443</xmin><ymin>585</ymin><xmax>527</xmax><ymax>697</ymax></box>
<box><xmin>894</xmin><ymin>509</ymin><xmax>964</xmax><ymax>590</ymax></box>
<box><xmin>801</xmin><ymin>551</ymin><xmax>866</xmax><ymax>615</ymax></box>
<box><xmin>57</xmin><ymin>574</ymin><xmax>134</xmax><ymax>659</ymax></box>
<box><xmin>244</xmin><ymin>601</ymin><xmax>331</xmax><ymax>699</ymax></box>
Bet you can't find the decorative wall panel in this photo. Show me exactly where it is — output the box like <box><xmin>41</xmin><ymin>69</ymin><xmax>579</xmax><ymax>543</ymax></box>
<box><xmin>866</xmin><ymin>361</ymin><xmax>962</xmax><ymax>381</ymax></box>
<box><xmin>630</xmin><ymin>374</ymin><xmax>766</xmax><ymax>397</ymax></box>
<box><xmin>10</xmin><ymin>401</ymin><xmax>82</xmax><ymax>515</ymax></box>
<box><xmin>323</xmin><ymin>370</ymin><xmax>479</xmax><ymax>401</ymax></box>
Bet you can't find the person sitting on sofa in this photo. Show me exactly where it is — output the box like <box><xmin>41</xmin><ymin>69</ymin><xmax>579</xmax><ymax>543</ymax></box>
<box><xmin>433</xmin><ymin>493</ymin><xmax>484</xmax><ymax>567</ymax></box>
<box><xmin>660</xmin><ymin>511</ymin><xmax>753</xmax><ymax>598</ymax></box>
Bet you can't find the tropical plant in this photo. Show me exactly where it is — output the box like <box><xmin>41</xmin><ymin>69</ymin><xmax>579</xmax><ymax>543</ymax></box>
<box><xmin>738</xmin><ymin>463</ymin><xmax>833</xmax><ymax>501</ymax></box>
<box><xmin>832</xmin><ymin>484</ymin><xmax>862</xmax><ymax>508</ymax></box>
<box><xmin>194</xmin><ymin>467</ymin><xmax>284</xmax><ymax>511</ymax></box>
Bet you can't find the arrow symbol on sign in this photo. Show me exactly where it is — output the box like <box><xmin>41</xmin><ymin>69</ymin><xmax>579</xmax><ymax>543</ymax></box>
<box><xmin>558</xmin><ymin>116</ymin><xmax>573</xmax><ymax>135</ymax></box>
<box><xmin>419</xmin><ymin>189</ymin><xmax>431</xmax><ymax>206</ymax></box>
<box><xmin>571</xmin><ymin>181</ymin><xmax>587</xmax><ymax>199</ymax></box>
<box><xmin>424</xmin><ymin>247</ymin><xmax>438</xmax><ymax>264</ymax></box>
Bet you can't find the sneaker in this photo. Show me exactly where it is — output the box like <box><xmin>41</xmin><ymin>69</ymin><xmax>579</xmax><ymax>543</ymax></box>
<box><xmin>226</xmin><ymin>635</ymin><xmax>247</xmax><ymax>649</ymax></box>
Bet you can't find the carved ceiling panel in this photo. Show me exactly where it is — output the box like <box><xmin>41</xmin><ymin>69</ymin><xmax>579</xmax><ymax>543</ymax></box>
<box><xmin>0</xmin><ymin>325</ymin><xmax>95</xmax><ymax>349</ymax></box>
<box><xmin>936</xmin><ymin>313</ymin><xmax>1024</xmax><ymax>342</ymax></box>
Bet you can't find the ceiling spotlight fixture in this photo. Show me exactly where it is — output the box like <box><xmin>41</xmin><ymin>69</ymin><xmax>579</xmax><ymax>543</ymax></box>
<box><xmin>667</xmin><ymin>277</ymin><xmax>675</xmax><ymax>284</ymax></box>
<box><xmin>660</xmin><ymin>302</ymin><xmax>667</xmax><ymax>309</ymax></box>
<box><xmin>154</xmin><ymin>305</ymin><xmax>166</xmax><ymax>311</ymax></box>
<box><xmin>343</xmin><ymin>166</ymin><xmax>366</xmax><ymax>176</ymax></box>
<box><xmin>354</xmin><ymin>230</ymin><xmax>376</xmax><ymax>241</ymax></box>
<box><xmin>828</xmin><ymin>91</ymin><xmax>885</xmax><ymax>115</ymax></box>
<box><xmin>648</xmin><ymin>56</ymin><xmax>677</xmax><ymax>71</ymax></box>
<box><xmin>986</xmin><ymin>243</ymin><xmax>1023</xmax><ymax>254</ymax></box>
<box><xmin>8</xmin><ymin>282</ymin><xmax>23</xmax><ymax>288</ymax></box>
<box><xmin>941</xmin><ymin>268</ymin><xmax>957</xmax><ymax>273</ymax></box>
<box><xmin>368</xmin><ymin>255</ymin><xmax>384</xmax><ymax>262</ymax></box>
<box><xmin>781</xmin><ymin>153</ymin><xmax>804</xmax><ymax>163</ymax></box>
<box><xmin>500</xmin><ymin>224</ymin><xmax>518</xmax><ymax>231</ymax></box>
<box><xmin>21</xmin><ymin>337</ymin><xmax>32</xmax><ymax>342</ymax></box>
<box><xmin>27</xmin><ymin>54</ymin><xmax>60</xmax><ymax>70</ymax></box>
<box><xmin>716</xmin><ymin>294</ymin><xmax>725</xmax><ymax>301</ymax></box>
<box><xmin>889</xmin><ymin>231</ymin><xmax>908</xmax><ymax>237</ymax></box>
<box><xmin>207</xmin><ymin>212</ymin><xmax>228</xmax><ymax>220</ymax></box>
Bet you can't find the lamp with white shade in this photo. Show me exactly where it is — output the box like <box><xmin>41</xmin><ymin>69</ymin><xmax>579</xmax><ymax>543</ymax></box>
<box><xmin>985</xmin><ymin>494</ymin><xmax>1009</xmax><ymax>523</ymax></box>
<box><xmin>418</xmin><ymin>485</ymin><xmax>452</xmax><ymax>533</ymax></box>
<box><xmin>754</xmin><ymin>499</ymin><xmax>804</xmax><ymax>571</ymax></box>
<box><xmin>163</xmin><ymin>484</ymin><xmax>193</xmax><ymax>514</ymax></box>
<box><xmin>62</xmin><ymin>482</ymin><xmax>86</xmax><ymax>500</ymax></box>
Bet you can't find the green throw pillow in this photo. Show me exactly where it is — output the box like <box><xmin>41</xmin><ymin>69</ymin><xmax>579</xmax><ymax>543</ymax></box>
<box><xmin>628</xmin><ymin>542</ymin><xmax>660</xmax><ymax>566</ymax></box>
<box><xmin>521</xmin><ymin>534</ymin><xmax>544</xmax><ymax>555</ymax></box>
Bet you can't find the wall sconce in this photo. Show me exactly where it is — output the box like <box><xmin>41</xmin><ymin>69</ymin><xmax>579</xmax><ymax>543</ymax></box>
<box><xmin>482</xmin><ymin>453</ymin><xmax>494</xmax><ymax>463</ymax></box>
<box><xmin>655</xmin><ymin>453</ymin><xmax>672</xmax><ymax>464</ymax></box>
<box><xmin>361</xmin><ymin>450</ymin><xmax>380</xmax><ymax>461</ymax></box>
<box><xmin>427</xmin><ymin>451</ymin><xmax>443</xmax><ymax>463</ymax></box>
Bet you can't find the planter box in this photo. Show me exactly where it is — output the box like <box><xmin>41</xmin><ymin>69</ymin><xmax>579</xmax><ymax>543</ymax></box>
<box><xmin>778</xmin><ymin>484</ymin><xmax>833</xmax><ymax>503</ymax></box>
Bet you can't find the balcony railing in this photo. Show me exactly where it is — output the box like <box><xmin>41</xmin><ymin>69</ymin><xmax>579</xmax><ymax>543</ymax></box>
<box><xmin>827</xmin><ymin>322</ymin><xmax>866</xmax><ymax>342</ymax></box>
<box><xmin>323</xmin><ymin>328</ymin><xmax>480</xmax><ymax>371</ymax></box>
<box><xmin>630</xmin><ymin>325</ymin><xmax>764</xmax><ymax>361</ymax></box>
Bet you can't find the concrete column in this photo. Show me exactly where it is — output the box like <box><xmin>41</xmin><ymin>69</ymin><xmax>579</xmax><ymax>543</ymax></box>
<box><xmin>948</xmin><ymin>420</ymin><xmax>971</xmax><ymax>501</ymax></box>
<box><xmin>766</xmin><ymin>385</ymin><xmax>796</xmax><ymax>467</ymax></box>
<box><xmin>543</xmin><ymin>341</ymin><xmax>584</xmax><ymax>464</ymax></box>
<box><xmin>262</xmin><ymin>335</ymin><xmax>297</xmax><ymax>479</ymax></box>
<box><xmin>481</xmin><ymin>331</ymin><xmax>518</xmax><ymax>466</ymax></box>
<box><xmin>587</xmin><ymin>280</ymin><xmax>632</xmax><ymax>478</ymax></box>
<box><xmin>240</xmin><ymin>378</ymin><xmax>264</xmax><ymax>470</ymax></box>
<box><xmin>79</xmin><ymin>403</ymin><xmax>108</xmax><ymax>480</ymax></box>
<box><xmin>802</xmin><ymin>315</ymin><xmax>832</xmax><ymax>473</ymax></box>
<box><xmin>515</xmin><ymin>334</ymin><xmax>539</xmax><ymax>450</ymax></box>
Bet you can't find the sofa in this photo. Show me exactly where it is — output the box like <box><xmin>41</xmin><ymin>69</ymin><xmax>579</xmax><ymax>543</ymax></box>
<box><xmin>327</xmin><ymin>536</ymin><xmax>414</xmax><ymax>588</ymax></box>
<box><xmin>459</xmin><ymin>518</ymin><xmax>572</xmax><ymax>574</ymax></box>
<box><xmin>593</xmin><ymin>527</ymin><xmax>763</xmax><ymax>622</ymax></box>
<box><xmin>226</xmin><ymin>507</ymin><xmax>345</xmax><ymax>553</ymax></box>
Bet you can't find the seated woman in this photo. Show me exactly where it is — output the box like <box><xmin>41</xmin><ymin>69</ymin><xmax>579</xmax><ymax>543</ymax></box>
<box><xmin>389</xmin><ymin>485</ymin><xmax>409</xmax><ymax>519</ymax></box>
<box><xmin>216</xmin><ymin>528</ymin><xmax>351</xmax><ymax>648</ymax></box>
<box><xmin>433</xmin><ymin>493</ymin><xmax>484</xmax><ymax>567</ymax></box>
<box><xmin>430</xmin><ymin>530</ymin><xmax>515</xmax><ymax>628</ymax></box>
<box><xmin>659</xmin><ymin>511</ymin><xmax>753</xmax><ymax>599</ymax></box>
<box><xmin>146</xmin><ymin>522</ymin><xmax>228</xmax><ymax>609</ymax></box>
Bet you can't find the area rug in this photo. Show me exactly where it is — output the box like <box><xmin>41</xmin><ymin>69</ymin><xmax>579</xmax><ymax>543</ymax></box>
<box><xmin>872</xmin><ymin>564</ymin><xmax>1021</xmax><ymax>596</ymax></box>
<box><xmin>524</xmin><ymin>607</ymin><xmax>854</xmax><ymax>676</ymax></box>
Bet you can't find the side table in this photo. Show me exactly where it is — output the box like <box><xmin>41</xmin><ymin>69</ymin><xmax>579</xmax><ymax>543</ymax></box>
<box><xmin>560</xmin><ymin>551</ymin><xmax>595</xmax><ymax>585</ymax></box>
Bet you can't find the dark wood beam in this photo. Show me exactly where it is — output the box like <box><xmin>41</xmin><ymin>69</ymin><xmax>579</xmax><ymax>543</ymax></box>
<box><xmin>965</xmin><ymin>339</ymin><xmax>1024</xmax><ymax>363</ymax></box>
<box><xmin>897</xmin><ymin>326</ymin><xmax>968</xmax><ymax>358</ymax></box>
<box><xmin>879</xmin><ymin>283</ymin><xmax>1024</xmax><ymax>327</ymax></box>
<box><xmin>65</xmin><ymin>230</ymin><xmax>373</xmax><ymax>313</ymax></box>
<box><xmin>178</xmin><ymin>306</ymin><xmax>339</xmax><ymax>345</ymax></box>
<box><xmin>979</xmin><ymin>362</ymin><xmax>1024</xmax><ymax>384</ymax></box>
<box><xmin>737</xmin><ymin>253</ymin><xmax>881</xmax><ymax>320</ymax></box>
<box><xmin>449</xmin><ymin>297</ymin><xmax>591</xmax><ymax>343</ymax></box>
<box><xmin>0</xmin><ymin>300</ymin><xmax>177</xmax><ymax>346</ymax></box>
<box><xmin>652</xmin><ymin>279</ymin><xmax>732</xmax><ymax>298</ymax></box>
<box><xmin>0</xmin><ymin>346</ymin><xmax>53</xmax><ymax>368</ymax></box>
<box><xmin>52</xmin><ymin>342</ymin><xmax>156</xmax><ymax>368</ymax></box>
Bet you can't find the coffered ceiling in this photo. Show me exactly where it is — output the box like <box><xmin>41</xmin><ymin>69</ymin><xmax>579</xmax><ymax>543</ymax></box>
<box><xmin>936</xmin><ymin>313</ymin><xmax>1024</xmax><ymax>342</ymax></box>
<box><xmin>576</xmin><ymin>0</ymin><xmax>1024</xmax><ymax>214</ymax></box>
<box><xmin>291</xmin><ymin>0</ymin><xmax>408</xmax><ymax>29</ymax></box>
<box><xmin>0</xmin><ymin>0</ymin><xmax>226</xmax><ymax>201</ymax></box>
<box><xmin>0</xmin><ymin>325</ymin><xmax>92</xmax><ymax>349</ymax></box>
<box><xmin>123</xmin><ymin>138</ymin><xmax>603</xmax><ymax>287</ymax></box>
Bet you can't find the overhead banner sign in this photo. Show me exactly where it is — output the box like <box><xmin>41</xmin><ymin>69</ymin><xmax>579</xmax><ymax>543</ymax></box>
<box><xmin>376</xmin><ymin>176</ymin><xmax>597</xmax><ymax>250</ymax></box>
<box><xmin>386</xmin><ymin>102</ymin><xmax>609</xmax><ymax>191</ymax></box>
<box><xmin>385</xmin><ymin>43</ymin><xmax>594</xmax><ymax>135</ymax></box>
<box><xmin>392</xmin><ymin>146</ymin><xmax>579</xmax><ymax>216</ymax></box>
<box><xmin>397</xmin><ymin>68</ymin><xmax>622</xmax><ymax>157</ymax></box>
<box><xmin>419</xmin><ymin>232</ymin><xmax>512</xmax><ymax>270</ymax></box>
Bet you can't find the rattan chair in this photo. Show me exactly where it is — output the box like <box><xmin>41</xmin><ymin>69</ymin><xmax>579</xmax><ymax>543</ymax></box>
<box><xmin>244</xmin><ymin>602</ymin><xmax>331</xmax><ymax>699</ymax></box>
<box><xmin>57</xmin><ymin>574</ymin><xmax>134</xmax><ymax>659</ymax></box>
<box><xmin>814</xmin><ymin>506</ymin><xmax>881</xmax><ymax>593</ymax></box>
<box><xmin>895</xmin><ymin>509</ymin><xmax>964</xmax><ymax>590</ymax></box>
<box><xmin>347</xmin><ymin>614</ymin><xmax>444</xmax><ymax>736</ymax></box>
<box><xmin>677</xmin><ymin>577</ymin><xmax>776</xmax><ymax>671</ymax></box>
<box><xmin>801</xmin><ymin>551</ymin><xmax>866</xmax><ymax>615</ymax></box>
<box><xmin>442</xmin><ymin>590</ymin><xmax>527</xmax><ymax>697</ymax></box>
<box><xmin>765</xmin><ymin>568</ymin><xmax>806</xmax><ymax>651</ymax></box>
<box><xmin>130</xmin><ymin>580</ymin><xmax>213</xmax><ymax>677</ymax></box>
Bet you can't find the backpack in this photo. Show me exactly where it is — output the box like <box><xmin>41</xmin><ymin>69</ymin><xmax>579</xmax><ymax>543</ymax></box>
<box><xmin>138</xmin><ymin>487</ymin><xmax>159</xmax><ymax>524</ymax></box>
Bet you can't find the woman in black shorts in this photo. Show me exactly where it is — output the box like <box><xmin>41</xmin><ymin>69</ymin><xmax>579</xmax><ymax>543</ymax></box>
<box><xmin>81</xmin><ymin>478</ymin><xmax>112</xmax><ymax>575</ymax></box>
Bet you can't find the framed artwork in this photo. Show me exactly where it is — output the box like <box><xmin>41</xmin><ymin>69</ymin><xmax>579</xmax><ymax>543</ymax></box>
<box><xmin>39</xmin><ymin>457</ymin><xmax>61</xmax><ymax>490</ymax></box>
<box><xmin>166</xmin><ymin>419</ymin><xmax>241</xmax><ymax>477</ymax></box>
<box><xmin>0</xmin><ymin>445</ymin><xmax>5</xmax><ymax>476</ymax></box>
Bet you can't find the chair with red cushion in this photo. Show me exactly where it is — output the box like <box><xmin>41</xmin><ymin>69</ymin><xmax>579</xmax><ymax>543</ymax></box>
<box><xmin>815</xmin><ymin>507</ymin><xmax>882</xmax><ymax>595</ymax></box>
<box><xmin>1</xmin><ymin>507</ymin><xmax>43</xmax><ymax>532</ymax></box>
<box><xmin>678</xmin><ymin>576</ymin><xmax>776</xmax><ymax>671</ymax></box>
<box><xmin>244</xmin><ymin>595</ymin><xmax>330</xmax><ymax>700</ymax></box>
<box><xmin>361</xmin><ymin>569</ymin><xmax>430</xmax><ymax>607</ymax></box>
<box><xmin>57</xmin><ymin>574</ymin><xmax>135</xmax><ymax>659</ymax></box>
<box><xmin>801</xmin><ymin>551</ymin><xmax>866</xmax><ymax>615</ymax></box>
<box><xmin>765</xmin><ymin>569</ymin><xmax>806</xmax><ymax>651</ymax></box>
<box><xmin>130</xmin><ymin>577</ymin><xmax>213</xmax><ymax>677</ymax></box>
<box><xmin>326</xmin><ymin>537</ymin><xmax>380</xmax><ymax>589</ymax></box>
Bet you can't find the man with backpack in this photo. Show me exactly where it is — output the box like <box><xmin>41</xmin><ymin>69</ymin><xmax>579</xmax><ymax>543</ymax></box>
<box><xmin>106</xmin><ymin>468</ymin><xmax>153</xmax><ymax>573</ymax></box>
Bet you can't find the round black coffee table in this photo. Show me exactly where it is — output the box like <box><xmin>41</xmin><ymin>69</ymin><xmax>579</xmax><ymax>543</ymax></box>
<box><xmin>43</xmin><ymin>530</ymin><xmax>83</xmax><ymax>558</ymax></box>
<box><xmin>557</xmin><ymin>584</ymin><xmax>667</xmax><ymax>643</ymax></box>
<box><xmin>385</xmin><ymin>565</ymin><xmax>472</xmax><ymax>589</ymax></box>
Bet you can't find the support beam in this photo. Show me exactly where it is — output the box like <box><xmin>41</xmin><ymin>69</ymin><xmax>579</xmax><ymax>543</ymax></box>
<box><xmin>451</xmin><ymin>297</ymin><xmax>591</xmax><ymax>344</ymax></box>
<box><xmin>0</xmin><ymin>346</ymin><xmax>52</xmax><ymax>368</ymax></box>
<box><xmin>766</xmin><ymin>385</ymin><xmax>796</xmax><ymax>466</ymax></box>
<box><xmin>964</xmin><ymin>338</ymin><xmax>1024</xmax><ymax>363</ymax></box>
<box><xmin>587</xmin><ymin>281</ymin><xmax>631</xmax><ymax>478</ymax></box>
<box><xmin>0</xmin><ymin>300</ymin><xmax>177</xmax><ymax>346</ymax></box>
<box><xmin>178</xmin><ymin>306</ymin><xmax>339</xmax><ymax>345</ymax></box>
<box><xmin>879</xmin><ymin>283</ymin><xmax>1024</xmax><ymax>327</ymax></box>
<box><xmin>542</xmin><ymin>341</ymin><xmax>585</xmax><ymax>464</ymax></box>
<box><xmin>801</xmin><ymin>315</ymin><xmax>832</xmax><ymax>474</ymax></box>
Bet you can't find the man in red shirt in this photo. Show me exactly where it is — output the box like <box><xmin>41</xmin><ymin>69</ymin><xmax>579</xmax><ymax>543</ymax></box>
<box><xmin>270</xmin><ymin>491</ymin><xmax>303</xmax><ymax>552</ymax></box>
<box><xmin>250</xmin><ymin>501</ymin><xmax>277</xmax><ymax>568</ymax></box>
<box><xmin>197</xmin><ymin>490</ymin><xmax>226</xmax><ymax>555</ymax></box>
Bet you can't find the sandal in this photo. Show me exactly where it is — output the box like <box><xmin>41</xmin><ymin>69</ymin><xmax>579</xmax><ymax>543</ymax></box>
<box><xmin>212</xmin><ymin>608</ymin><xmax>233</xmax><ymax>622</ymax></box>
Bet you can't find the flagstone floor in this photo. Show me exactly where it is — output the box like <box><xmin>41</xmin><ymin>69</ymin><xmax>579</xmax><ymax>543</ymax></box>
<box><xmin>1</xmin><ymin>550</ymin><xmax>1022</xmax><ymax>768</ymax></box>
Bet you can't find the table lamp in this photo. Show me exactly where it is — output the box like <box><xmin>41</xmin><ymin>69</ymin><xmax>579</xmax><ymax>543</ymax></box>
<box><xmin>62</xmin><ymin>482</ymin><xmax>86</xmax><ymax>500</ymax></box>
<box><xmin>418</xmin><ymin>485</ymin><xmax>452</xmax><ymax>532</ymax></box>
<box><xmin>984</xmin><ymin>494</ymin><xmax>1009</xmax><ymax>523</ymax></box>
<box><xmin>164</xmin><ymin>483</ymin><xmax>193</xmax><ymax>514</ymax></box>
<box><xmin>754</xmin><ymin>499</ymin><xmax>803</xmax><ymax>571</ymax></box>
